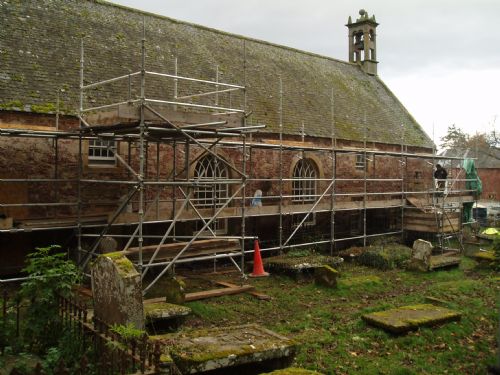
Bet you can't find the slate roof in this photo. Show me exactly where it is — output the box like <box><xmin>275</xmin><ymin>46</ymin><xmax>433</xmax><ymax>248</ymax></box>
<box><xmin>441</xmin><ymin>148</ymin><xmax>500</xmax><ymax>169</ymax></box>
<box><xmin>0</xmin><ymin>0</ymin><xmax>433</xmax><ymax>148</ymax></box>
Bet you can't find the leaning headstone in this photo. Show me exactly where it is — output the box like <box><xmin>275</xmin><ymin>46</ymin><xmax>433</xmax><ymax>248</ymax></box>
<box><xmin>407</xmin><ymin>239</ymin><xmax>433</xmax><ymax>271</ymax></box>
<box><xmin>91</xmin><ymin>252</ymin><xmax>144</xmax><ymax>329</ymax></box>
<box><xmin>314</xmin><ymin>265</ymin><xmax>339</xmax><ymax>288</ymax></box>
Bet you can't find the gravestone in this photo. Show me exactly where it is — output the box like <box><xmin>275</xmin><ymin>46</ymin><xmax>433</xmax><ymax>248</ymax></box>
<box><xmin>314</xmin><ymin>265</ymin><xmax>339</xmax><ymax>288</ymax></box>
<box><xmin>362</xmin><ymin>304</ymin><xmax>461</xmax><ymax>333</ymax></box>
<box><xmin>91</xmin><ymin>252</ymin><xmax>144</xmax><ymax>329</ymax></box>
<box><xmin>153</xmin><ymin>324</ymin><xmax>296</xmax><ymax>374</ymax></box>
<box><xmin>408</xmin><ymin>239</ymin><xmax>433</xmax><ymax>271</ymax></box>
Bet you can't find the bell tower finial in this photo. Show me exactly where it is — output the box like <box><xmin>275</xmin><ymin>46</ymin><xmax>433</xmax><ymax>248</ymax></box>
<box><xmin>346</xmin><ymin>9</ymin><xmax>379</xmax><ymax>75</ymax></box>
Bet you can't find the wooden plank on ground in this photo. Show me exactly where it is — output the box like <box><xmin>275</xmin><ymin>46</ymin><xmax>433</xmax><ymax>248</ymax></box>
<box><xmin>184</xmin><ymin>285</ymin><xmax>254</xmax><ymax>302</ymax></box>
<box><xmin>215</xmin><ymin>281</ymin><xmax>271</xmax><ymax>301</ymax></box>
<box><xmin>143</xmin><ymin>297</ymin><xmax>167</xmax><ymax>305</ymax></box>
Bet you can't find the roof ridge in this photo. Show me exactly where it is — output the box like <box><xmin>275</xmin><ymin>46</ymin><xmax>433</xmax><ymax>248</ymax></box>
<box><xmin>96</xmin><ymin>0</ymin><xmax>354</xmax><ymax>67</ymax></box>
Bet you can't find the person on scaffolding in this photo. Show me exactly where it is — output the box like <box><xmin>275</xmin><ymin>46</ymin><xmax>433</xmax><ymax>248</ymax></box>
<box><xmin>434</xmin><ymin>163</ymin><xmax>448</xmax><ymax>191</ymax></box>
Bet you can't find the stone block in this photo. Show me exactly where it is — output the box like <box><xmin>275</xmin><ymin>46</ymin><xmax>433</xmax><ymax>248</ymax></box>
<box><xmin>164</xmin><ymin>277</ymin><xmax>186</xmax><ymax>305</ymax></box>
<box><xmin>153</xmin><ymin>324</ymin><xmax>296</xmax><ymax>374</ymax></box>
<box><xmin>264</xmin><ymin>255</ymin><xmax>343</xmax><ymax>280</ymax></box>
<box><xmin>362</xmin><ymin>304</ymin><xmax>461</xmax><ymax>334</ymax></box>
<box><xmin>429</xmin><ymin>254</ymin><xmax>461</xmax><ymax>270</ymax></box>
<box><xmin>314</xmin><ymin>265</ymin><xmax>339</xmax><ymax>288</ymax></box>
<box><xmin>407</xmin><ymin>239</ymin><xmax>433</xmax><ymax>271</ymax></box>
<box><xmin>91</xmin><ymin>252</ymin><xmax>144</xmax><ymax>329</ymax></box>
<box><xmin>260</xmin><ymin>368</ymin><xmax>324</xmax><ymax>375</ymax></box>
<box><xmin>145</xmin><ymin>301</ymin><xmax>191</xmax><ymax>332</ymax></box>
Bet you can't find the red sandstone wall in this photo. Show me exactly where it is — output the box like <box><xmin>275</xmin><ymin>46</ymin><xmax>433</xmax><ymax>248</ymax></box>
<box><xmin>478</xmin><ymin>169</ymin><xmax>500</xmax><ymax>201</ymax></box>
<box><xmin>0</xmin><ymin>112</ymin><xmax>434</xmax><ymax>221</ymax></box>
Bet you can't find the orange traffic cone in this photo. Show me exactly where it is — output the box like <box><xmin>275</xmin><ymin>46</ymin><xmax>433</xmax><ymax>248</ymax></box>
<box><xmin>249</xmin><ymin>239</ymin><xmax>269</xmax><ymax>277</ymax></box>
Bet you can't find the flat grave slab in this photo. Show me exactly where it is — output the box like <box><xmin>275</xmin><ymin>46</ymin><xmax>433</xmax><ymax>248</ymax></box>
<box><xmin>429</xmin><ymin>255</ymin><xmax>461</xmax><ymax>270</ymax></box>
<box><xmin>264</xmin><ymin>255</ymin><xmax>343</xmax><ymax>279</ymax></box>
<box><xmin>470</xmin><ymin>250</ymin><xmax>496</xmax><ymax>262</ymax></box>
<box><xmin>144</xmin><ymin>301</ymin><xmax>191</xmax><ymax>321</ymax></box>
<box><xmin>362</xmin><ymin>304</ymin><xmax>461</xmax><ymax>334</ymax></box>
<box><xmin>144</xmin><ymin>301</ymin><xmax>191</xmax><ymax>333</ymax></box>
<box><xmin>260</xmin><ymin>368</ymin><xmax>323</xmax><ymax>374</ymax></box>
<box><xmin>153</xmin><ymin>324</ymin><xmax>296</xmax><ymax>374</ymax></box>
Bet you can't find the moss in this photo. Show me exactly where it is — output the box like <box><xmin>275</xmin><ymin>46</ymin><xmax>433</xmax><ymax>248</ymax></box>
<box><xmin>159</xmin><ymin>324</ymin><xmax>296</xmax><ymax>371</ymax></box>
<box><xmin>30</xmin><ymin>102</ymin><xmax>57</xmax><ymax>114</ymax></box>
<box><xmin>357</xmin><ymin>243</ymin><xmax>412</xmax><ymax>270</ymax></box>
<box><xmin>159</xmin><ymin>353</ymin><xmax>173</xmax><ymax>364</ymax></box>
<box><xmin>11</xmin><ymin>73</ymin><xmax>24</xmax><ymax>82</ymax></box>
<box><xmin>338</xmin><ymin>275</ymin><xmax>381</xmax><ymax>287</ymax></box>
<box><xmin>472</xmin><ymin>251</ymin><xmax>495</xmax><ymax>261</ymax></box>
<box><xmin>0</xmin><ymin>100</ymin><xmax>24</xmax><ymax>110</ymax></box>
<box><xmin>144</xmin><ymin>302</ymin><xmax>191</xmax><ymax>319</ymax></box>
<box><xmin>261</xmin><ymin>369</ymin><xmax>323</xmax><ymax>375</ymax></box>
<box><xmin>362</xmin><ymin>304</ymin><xmax>461</xmax><ymax>333</ymax></box>
<box><xmin>102</xmin><ymin>252</ymin><xmax>136</xmax><ymax>276</ymax></box>
<box><xmin>265</xmin><ymin>255</ymin><xmax>343</xmax><ymax>270</ymax></box>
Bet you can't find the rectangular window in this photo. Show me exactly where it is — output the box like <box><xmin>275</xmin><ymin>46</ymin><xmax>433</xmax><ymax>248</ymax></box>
<box><xmin>355</xmin><ymin>153</ymin><xmax>365</xmax><ymax>170</ymax></box>
<box><xmin>88</xmin><ymin>140</ymin><xmax>116</xmax><ymax>166</ymax></box>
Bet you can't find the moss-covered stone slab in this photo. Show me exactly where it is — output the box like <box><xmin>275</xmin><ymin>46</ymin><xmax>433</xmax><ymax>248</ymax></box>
<box><xmin>314</xmin><ymin>265</ymin><xmax>339</xmax><ymax>288</ymax></box>
<box><xmin>260</xmin><ymin>368</ymin><xmax>323</xmax><ymax>375</ymax></box>
<box><xmin>470</xmin><ymin>250</ymin><xmax>496</xmax><ymax>262</ymax></box>
<box><xmin>429</xmin><ymin>255</ymin><xmax>461</xmax><ymax>270</ymax></box>
<box><xmin>264</xmin><ymin>255</ymin><xmax>343</xmax><ymax>279</ymax></box>
<box><xmin>338</xmin><ymin>275</ymin><xmax>381</xmax><ymax>287</ymax></box>
<box><xmin>144</xmin><ymin>301</ymin><xmax>191</xmax><ymax>333</ymax></box>
<box><xmin>362</xmin><ymin>304</ymin><xmax>461</xmax><ymax>333</ymax></box>
<box><xmin>154</xmin><ymin>324</ymin><xmax>296</xmax><ymax>374</ymax></box>
<box><xmin>144</xmin><ymin>302</ymin><xmax>191</xmax><ymax>322</ymax></box>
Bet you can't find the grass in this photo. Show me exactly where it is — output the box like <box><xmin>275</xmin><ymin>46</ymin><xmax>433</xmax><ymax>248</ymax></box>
<box><xmin>180</xmin><ymin>258</ymin><xmax>499</xmax><ymax>374</ymax></box>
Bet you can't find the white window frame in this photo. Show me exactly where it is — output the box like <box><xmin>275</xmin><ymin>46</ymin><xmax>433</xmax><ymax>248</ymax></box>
<box><xmin>193</xmin><ymin>155</ymin><xmax>229</xmax><ymax>234</ymax></box>
<box><xmin>88</xmin><ymin>139</ymin><xmax>117</xmax><ymax>166</ymax></box>
<box><xmin>355</xmin><ymin>153</ymin><xmax>365</xmax><ymax>170</ymax></box>
<box><xmin>292</xmin><ymin>158</ymin><xmax>317</xmax><ymax>203</ymax></box>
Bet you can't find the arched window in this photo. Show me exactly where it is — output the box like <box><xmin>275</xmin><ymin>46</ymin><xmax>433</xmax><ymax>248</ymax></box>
<box><xmin>193</xmin><ymin>155</ymin><xmax>229</xmax><ymax>208</ymax></box>
<box><xmin>292</xmin><ymin>158</ymin><xmax>318</xmax><ymax>203</ymax></box>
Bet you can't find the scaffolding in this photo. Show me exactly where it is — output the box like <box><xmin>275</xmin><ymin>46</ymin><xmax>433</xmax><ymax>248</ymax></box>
<box><xmin>0</xmin><ymin>29</ymin><xmax>479</xmax><ymax>290</ymax></box>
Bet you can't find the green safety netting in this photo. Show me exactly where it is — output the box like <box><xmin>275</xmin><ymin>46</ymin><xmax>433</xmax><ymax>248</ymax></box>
<box><xmin>462</xmin><ymin>158</ymin><xmax>482</xmax><ymax>223</ymax></box>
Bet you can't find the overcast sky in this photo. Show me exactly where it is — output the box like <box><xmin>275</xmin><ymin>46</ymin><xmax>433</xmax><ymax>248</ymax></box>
<box><xmin>112</xmin><ymin>0</ymin><xmax>499</xmax><ymax>146</ymax></box>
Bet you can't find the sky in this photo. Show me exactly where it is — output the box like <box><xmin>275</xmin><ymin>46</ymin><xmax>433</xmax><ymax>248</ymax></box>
<box><xmin>111</xmin><ymin>0</ymin><xmax>500</xmax><ymax>147</ymax></box>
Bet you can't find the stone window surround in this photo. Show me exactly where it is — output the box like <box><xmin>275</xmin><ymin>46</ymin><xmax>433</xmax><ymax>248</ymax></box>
<box><xmin>83</xmin><ymin>140</ymin><xmax>125</xmax><ymax>170</ymax></box>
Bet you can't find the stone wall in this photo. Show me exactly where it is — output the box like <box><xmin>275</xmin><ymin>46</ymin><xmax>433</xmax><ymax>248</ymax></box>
<box><xmin>477</xmin><ymin>168</ymin><xmax>500</xmax><ymax>201</ymax></box>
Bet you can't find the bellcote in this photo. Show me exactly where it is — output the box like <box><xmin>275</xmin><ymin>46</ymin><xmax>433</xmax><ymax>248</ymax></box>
<box><xmin>346</xmin><ymin>9</ymin><xmax>379</xmax><ymax>75</ymax></box>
